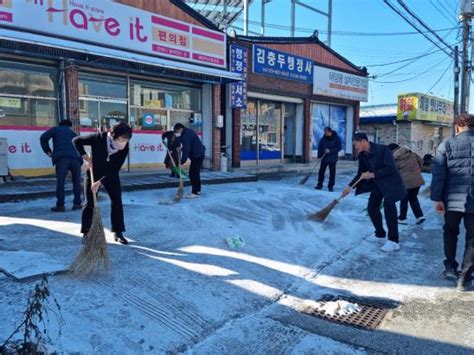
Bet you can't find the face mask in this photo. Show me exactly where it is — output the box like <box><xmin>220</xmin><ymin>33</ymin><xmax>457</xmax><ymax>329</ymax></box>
<box><xmin>114</xmin><ymin>140</ymin><xmax>127</xmax><ymax>150</ymax></box>
<box><xmin>175</xmin><ymin>133</ymin><xmax>181</xmax><ymax>137</ymax></box>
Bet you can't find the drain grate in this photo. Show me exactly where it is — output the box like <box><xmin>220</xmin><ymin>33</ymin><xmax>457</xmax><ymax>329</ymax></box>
<box><xmin>307</xmin><ymin>295</ymin><xmax>392</xmax><ymax>330</ymax></box>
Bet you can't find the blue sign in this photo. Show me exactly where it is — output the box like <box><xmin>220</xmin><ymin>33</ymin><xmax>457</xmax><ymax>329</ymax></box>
<box><xmin>253</xmin><ymin>45</ymin><xmax>313</xmax><ymax>83</ymax></box>
<box><xmin>230</xmin><ymin>44</ymin><xmax>248</xmax><ymax>109</ymax></box>
<box><xmin>142</xmin><ymin>113</ymin><xmax>155</xmax><ymax>128</ymax></box>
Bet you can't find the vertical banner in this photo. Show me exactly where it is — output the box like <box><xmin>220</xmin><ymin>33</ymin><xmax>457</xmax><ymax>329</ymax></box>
<box><xmin>230</xmin><ymin>44</ymin><xmax>248</xmax><ymax>108</ymax></box>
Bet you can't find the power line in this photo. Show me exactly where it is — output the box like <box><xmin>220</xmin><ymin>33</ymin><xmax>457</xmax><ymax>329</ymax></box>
<box><xmin>397</xmin><ymin>0</ymin><xmax>453</xmax><ymax>52</ymax></box>
<box><xmin>233</xmin><ymin>17</ymin><xmax>458</xmax><ymax>36</ymax></box>
<box><xmin>383</xmin><ymin>0</ymin><xmax>453</xmax><ymax>58</ymax></box>
<box><xmin>366</xmin><ymin>47</ymin><xmax>445</xmax><ymax>67</ymax></box>
<box><xmin>430</xmin><ymin>0</ymin><xmax>458</xmax><ymax>26</ymax></box>
<box><xmin>423</xmin><ymin>61</ymin><xmax>453</xmax><ymax>95</ymax></box>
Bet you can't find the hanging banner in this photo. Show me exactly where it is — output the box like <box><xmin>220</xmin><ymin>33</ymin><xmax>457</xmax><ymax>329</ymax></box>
<box><xmin>230</xmin><ymin>44</ymin><xmax>248</xmax><ymax>109</ymax></box>
<box><xmin>397</xmin><ymin>93</ymin><xmax>453</xmax><ymax>123</ymax></box>
<box><xmin>253</xmin><ymin>45</ymin><xmax>313</xmax><ymax>83</ymax></box>
<box><xmin>0</xmin><ymin>0</ymin><xmax>226</xmax><ymax>68</ymax></box>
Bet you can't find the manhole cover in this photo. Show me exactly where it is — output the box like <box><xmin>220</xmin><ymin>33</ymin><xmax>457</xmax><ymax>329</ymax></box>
<box><xmin>305</xmin><ymin>295</ymin><xmax>393</xmax><ymax>330</ymax></box>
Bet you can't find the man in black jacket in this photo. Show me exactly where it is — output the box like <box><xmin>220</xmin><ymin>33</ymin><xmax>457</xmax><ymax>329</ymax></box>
<box><xmin>343</xmin><ymin>133</ymin><xmax>406</xmax><ymax>252</ymax></box>
<box><xmin>40</xmin><ymin>119</ymin><xmax>82</xmax><ymax>212</ymax></box>
<box><xmin>174</xmin><ymin>123</ymin><xmax>205</xmax><ymax>199</ymax></box>
<box><xmin>316</xmin><ymin>127</ymin><xmax>342</xmax><ymax>192</ymax></box>
<box><xmin>431</xmin><ymin>113</ymin><xmax>474</xmax><ymax>291</ymax></box>
<box><xmin>73</xmin><ymin>122</ymin><xmax>132</xmax><ymax>244</ymax></box>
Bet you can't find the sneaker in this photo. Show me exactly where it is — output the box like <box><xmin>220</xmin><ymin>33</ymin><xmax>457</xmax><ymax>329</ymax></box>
<box><xmin>380</xmin><ymin>240</ymin><xmax>400</xmax><ymax>252</ymax></box>
<box><xmin>51</xmin><ymin>206</ymin><xmax>65</xmax><ymax>212</ymax></box>
<box><xmin>398</xmin><ymin>218</ymin><xmax>408</xmax><ymax>225</ymax></box>
<box><xmin>442</xmin><ymin>267</ymin><xmax>459</xmax><ymax>280</ymax></box>
<box><xmin>416</xmin><ymin>217</ymin><xmax>426</xmax><ymax>225</ymax></box>
<box><xmin>314</xmin><ymin>185</ymin><xmax>322</xmax><ymax>190</ymax></box>
<box><xmin>72</xmin><ymin>204</ymin><xmax>82</xmax><ymax>211</ymax></box>
<box><xmin>114</xmin><ymin>232</ymin><xmax>128</xmax><ymax>245</ymax></box>
<box><xmin>456</xmin><ymin>278</ymin><xmax>472</xmax><ymax>292</ymax></box>
<box><xmin>186</xmin><ymin>193</ymin><xmax>200</xmax><ymax>199</ymax></box>
<box><xmin>366</xmin><ymin>235</ymin><xmax>386</xmax><ymax>243</ymax></box>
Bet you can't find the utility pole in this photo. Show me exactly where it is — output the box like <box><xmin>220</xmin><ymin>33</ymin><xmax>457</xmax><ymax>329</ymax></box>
<box><xmin>454</xmin><ymin>45</ymin><xmax>460</xmax><ymax>136</ymax></box>
<box><xmin>243</xmin><ymin>0</ymin><xmax>249</xmax><ymax>36</ymax></box>
<box><xmin>460</xmin><ymin>14</ymin><xmax>471</xmax><ymax>113</ymax></box>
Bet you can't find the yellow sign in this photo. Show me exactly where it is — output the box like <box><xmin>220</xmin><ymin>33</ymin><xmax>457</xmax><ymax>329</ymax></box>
<box><xmin>0</xmin><ymin>97</ymin><xmax>21</xmax><ymax>108</ymax></box>
<box><xmin>144</xmin><ymin>100</ymin><xmax>162</xmax><ymax>109</ymax></box>
<box><xmin>397</xmin><ymin>93</ymin><xmax>453</xmax><ymax>123</ymax></box>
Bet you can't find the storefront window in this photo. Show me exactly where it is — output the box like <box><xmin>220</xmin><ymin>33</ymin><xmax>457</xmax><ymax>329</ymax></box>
<box><xmin>0</xmin><ymin>61</ymin><xmax>58</xmax><ymax>126</ymax></box>
<box><xmin>79</xmin><ymin>73</ymin><xmax>127</xmax><ymax>129</ymax></box>
<box><xmin>311</xmin><ymin>103</ymin><xmax>347</xmax><ymax>157</ymax></box>
<box><xmin>241</xmin><ymin>99</ymin><xmax>258</xmax><ymax>160</ymax></box>
<box><xmin>130</xmin><ymin>81</ymin><xmax>201</xmax><ymax>133</ymax></box>
<box><xmin>259</xmin><ymin>101</ymin><xmax>282</xmax><ymax>160</ymax></box>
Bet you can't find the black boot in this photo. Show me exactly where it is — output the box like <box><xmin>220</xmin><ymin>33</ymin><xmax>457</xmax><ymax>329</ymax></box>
<box><xmin>114</xmin><ymin>232</ymin><xmax>128</xmax><ymax>245</ymax></box>
<box><xmin>51</xmin><ymin>205</ymin><xmax>65</xmax><ymax>212</ymax></box>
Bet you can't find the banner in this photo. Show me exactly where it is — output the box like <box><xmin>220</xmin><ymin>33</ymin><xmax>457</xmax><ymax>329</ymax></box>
<box><xmin>0</xmin><ymin>0</ymin><xmax>226</xmax><ymax>68</ymax></box>
<box><xmin>397</xmin><ymin>93</ymin><xmax>453</xmax><ymax>123</ymax></box>
<box><xmin>230</xmin><ymin>44</ymin><xmax>247</xmax><ymax>109</ymax></box>
<box><xmin>253</xmin><ymin>45</ymin><xmax>313</xmax><ymax>83</ymax></box>
<box><xmin>313</xmin><ymin>66</ymin><xmax>368</xmax><ymax>102</ymax></box>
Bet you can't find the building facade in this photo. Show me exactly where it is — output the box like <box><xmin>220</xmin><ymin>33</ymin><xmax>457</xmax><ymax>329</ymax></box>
<box><xmin>225</xmin><ymin>36</ymin><xmax>368</xmax><ymax>168</ymax></box>
<box><xmin>0</xmin><ymin>0</ymin><xmax>239</xmax><ymax>176</ymax></box>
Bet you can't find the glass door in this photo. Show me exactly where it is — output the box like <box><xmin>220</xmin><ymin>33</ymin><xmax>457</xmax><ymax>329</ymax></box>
<box><xmin>240</xmin><ymin>99</ymin><xmax>258</xmax><ymax>161</ymax></box>
<box><xmin>258</xmin><ymin>100</ymin><xmax>282</xmax><ymax>162</ymax></box>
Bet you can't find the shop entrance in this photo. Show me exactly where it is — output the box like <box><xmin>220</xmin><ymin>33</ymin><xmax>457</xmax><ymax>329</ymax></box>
<box><xmin>284</xmin><ymin>103</ymin><xmax>296</xmax><ymax>162</ymax></box>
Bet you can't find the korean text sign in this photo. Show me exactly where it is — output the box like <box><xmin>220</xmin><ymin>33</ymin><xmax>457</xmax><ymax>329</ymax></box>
<box><xmin>0</xmin><ymin>0</ymin><xmax>226</xmax><ymax>68</ymax></box>
<box><xmin>252</xmin><ymin>45</ymin><xmax>313</xmax><ymax>83</ymax></box>
<box><xmin>397</xmin><ymin>93</ymin><xmax>453</xmax><ymax>123</ymax></box>
<box><xmin>230</xmin><ymin>44</ymin><xmax>248</xmax><ymax>108</ymax></box>
<box><xmin>313</xmin><ymin>66</ymin><xmax>368</xmax><ymax>102</ymax></box>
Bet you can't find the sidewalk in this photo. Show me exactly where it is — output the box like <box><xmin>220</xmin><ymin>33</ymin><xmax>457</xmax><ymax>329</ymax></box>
<box><xmin>0</xmin><ymin>170</ymin><xmax>257</xmax><ymax>203</ymax></box>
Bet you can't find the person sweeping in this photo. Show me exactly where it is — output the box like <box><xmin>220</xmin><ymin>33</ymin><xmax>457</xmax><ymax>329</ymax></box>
<box><xmin>342</xmin><ymin>133</ymin><xmax>406</xmax><ymax>253</ymax></box>
<box><xmin>73</xmin><ymin>122</ymin><xmax>132</xmax><ymax>245</ymax></box>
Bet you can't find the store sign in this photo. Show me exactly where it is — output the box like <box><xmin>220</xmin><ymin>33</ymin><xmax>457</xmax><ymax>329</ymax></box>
<box><xmin>230</xmin><ymin>44</ymin><xmax>248</xmax><ymax>109</ymax></box>
<box><xmin>252</xmin><ymin>45</ymin><xmax>313</xmax><ymax>83</ymax></box>
<box><xmin>313</xmin><ymin>66</ymin><xmax>368</xmax><ymax>102</ymax></box>
<box><xmin>0</xmin><ymin>97</ymin><xmax>21</xmax><ymax>108</ymax></box>
<box><xmin>397</xmin><ymin>93</ymin><xmax>453</xmax><ymax>123</ymax></box>
<box><xmin>0</xmin><ymin>0</ymin><xmax>227</xmax><ymax>68</ymax></box>
<box><xmin>142</xmin><ymin>113</ymin><xmax>155</xmax><ymax>128</ymax></box>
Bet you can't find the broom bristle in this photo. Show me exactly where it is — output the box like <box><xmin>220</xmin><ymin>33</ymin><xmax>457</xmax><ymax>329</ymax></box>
<box><xmin>69</xmin><ymin>206</ymin><xmax>109</xmax><ymax>277</ymax></box>
<box><xmin>299</xmin><ymin>172</ymin><xmax>311</xmax><ymax>185</ymax></box>
<box><xmin>308</xmin><ymin>199</ymin><xmax>339</xmax><ymax>221</ymax></box>
<box><xmin>174</xmin><ymin>179</ymin><xmax>184</xmax><ymax>201</ymax></box>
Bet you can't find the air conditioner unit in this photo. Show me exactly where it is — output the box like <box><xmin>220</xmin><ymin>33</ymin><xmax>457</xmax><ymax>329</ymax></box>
<box><xmin>0</xmin><ymin>138</ymin><xmax>8</xmax><ymax>176</ymax></box>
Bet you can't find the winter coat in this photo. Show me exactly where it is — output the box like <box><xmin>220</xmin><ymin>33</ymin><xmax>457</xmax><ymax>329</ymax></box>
<box><xmin>73</xmin><ymin>132</ymin><xmax>129</xmax><ymax>183</ymax></box>
<box><xmin>318</xmin><ymin>133</ymin><xmax>342</xmax><ymax>163</ymax></box>
<box><xmin>393</xmin><ymin>147</ymin><xmax>425</xmax><ymax>190</ymax></box>
<box><xmin>431</xmin><ymin>130</ymin><xmax>474</xmax><ymax>213</ymax></box>
<box><xmin>162</xmin><ymin>131</ymin><xmax>180</xmax><ymax>168</ymax></box>
<box><xmin>180</xmin><ymin>128</ymin><xmax>205</xmax><ymax>164</ymax></box>
<box><xmin>350</xmin><ymin>143</ymin><xmax>407</xmax><ymax>203</ymax></box>
<box><xmin>40</xmin><ymin>126</ymin><xmax>82</xmax><ymax>165</ymax></box>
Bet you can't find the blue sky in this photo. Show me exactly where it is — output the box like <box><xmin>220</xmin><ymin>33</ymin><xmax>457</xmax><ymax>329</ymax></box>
<box><xmin>232</xmin><ymin>0</ymin><xmax>461</xmax><ymax>107</ymax></box>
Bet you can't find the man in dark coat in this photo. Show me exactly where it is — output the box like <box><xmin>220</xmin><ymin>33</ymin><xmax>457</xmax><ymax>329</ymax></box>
<box><xmin>316</xmin><ymin>127</ymin><xmax>342</xmax><ymax>192</ymax></box>
<box><xmin>73</xmin><ymin>122</ymin><xmax>132</xmax><ymax>244</ymax></box>
<box><xmin>174</xmin><ymin>123</ymin><xmax>205</xmax><ymax>198</ymax></box>
<box><xmin>343</xmin><ymin>133</ymin><xmax>406</xmax><ymax>252</ymax></box>
<box><xmin>431</xmin><ymin>113</ymin><xmax>474</xmax><ymax>291</ymax></box>
<box><xmin>162</xmin><ymin>131</ymin><xmax>180</xmax><ymax>178</ymax></box>
<box><xmin>40</xmin><ymin>119</ymin><xmax>82</xmax><ymax>212</ymax></box>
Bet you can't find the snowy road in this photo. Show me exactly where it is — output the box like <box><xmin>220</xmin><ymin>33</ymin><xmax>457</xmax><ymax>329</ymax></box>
<box><xmin>0</xmin><ymin>175</ymin><xmax>472</xmax><ymax>353</ymax></box>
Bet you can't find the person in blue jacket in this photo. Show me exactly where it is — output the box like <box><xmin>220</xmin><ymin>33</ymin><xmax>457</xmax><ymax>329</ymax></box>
<box><xmin>431</xmin><ymin>113</ymin><xmax>474</xmax><ymax>292</ymax></box>
<box><xmin>173</xmin><ymin>123</ymin><xmax>205</xmax><ymax>199</ymax></box>
<box><xmin>40</xmin><ymin>119</ymin><xmax>82</xmax><ymax>212</ymax></box>
<box><xmin>315</xmin><ymin>127</ymin><xmax>342</xmax><ymax>192</ymax></box>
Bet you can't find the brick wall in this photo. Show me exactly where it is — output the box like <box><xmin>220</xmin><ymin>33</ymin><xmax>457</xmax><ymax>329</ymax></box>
<box><xmin>65</xmin><ymin>63</ymin><xmax>80</xmax><ymax>133</ymax></box>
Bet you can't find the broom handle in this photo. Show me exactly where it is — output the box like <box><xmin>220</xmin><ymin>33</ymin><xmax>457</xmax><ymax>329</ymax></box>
<box><xmin>337</xmin><ymin>177</ymin><xmax>363</xmax><ymax>202</ymax></box>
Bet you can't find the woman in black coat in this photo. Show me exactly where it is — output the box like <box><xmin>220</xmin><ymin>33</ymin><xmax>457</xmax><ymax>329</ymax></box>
<box><xmin>73</xmin><ymin>122</ymin><xmax>132</xmax><ymax>244</ymax></box>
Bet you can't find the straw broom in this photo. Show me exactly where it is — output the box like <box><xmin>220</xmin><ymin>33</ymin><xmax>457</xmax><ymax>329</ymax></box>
<box><xmin>309</xmin><ymin>177</ymin><xmax>363</xmax><ymax>222</ymax></box>
<box><xmin>166</xmin><ymin>147</ymin><xmax>184</xmax><ymax>202</ymax></box>
<box><xmin>69</xmin><ymin>168</ymin><xmax>109</xmax><ymax>277</ymax></box>
<box><xmin>299</xmin><ymin>153</ymin><xmax>327</xmax><ymax>185</ymax></box>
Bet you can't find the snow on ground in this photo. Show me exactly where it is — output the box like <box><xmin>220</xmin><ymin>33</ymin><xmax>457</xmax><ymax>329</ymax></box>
<box><xmin>0</xmin><ymin>172</ymin><xmax>464</xmax><ymax>353</ymax></box>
